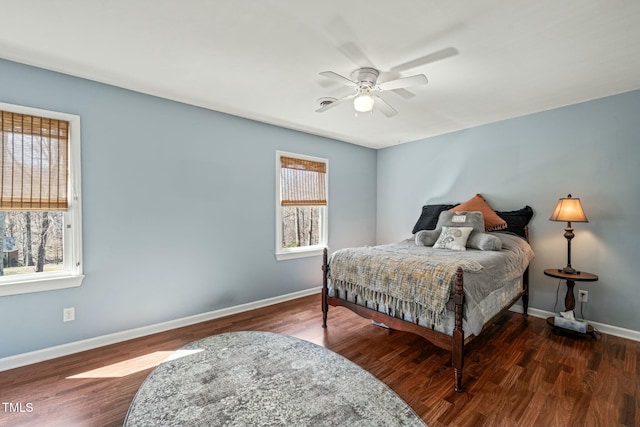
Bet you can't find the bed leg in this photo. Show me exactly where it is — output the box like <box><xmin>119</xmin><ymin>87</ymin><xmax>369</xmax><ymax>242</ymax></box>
<box><xmin>522</xmin><ymin>267</ymin><xmax>529</xmax><ymax>317</ymax></box>
<box><xmin>322</xmin><ymin>247</ymin><xmax>329</xmax><ymax>328</ymax></box>
<box><xmin>453</xmin><ymin>267</ymin><xmax>465</xmax><ymax>392</ymax></box>
<box><xmin>523</xmin><ymin>226</ymin><xmax>530</xmax><ymax>318</ymax></box>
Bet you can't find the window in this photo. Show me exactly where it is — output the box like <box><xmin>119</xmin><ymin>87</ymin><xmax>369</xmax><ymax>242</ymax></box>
<box><xmin>0</xmin><ymin>102</ymin><xmax>83</xmax><ymax>296</ymax></box>
<box><xmin>275</xmin><ymin>151</ymin><xmax>327</xmax><ymax>260</ymax></box>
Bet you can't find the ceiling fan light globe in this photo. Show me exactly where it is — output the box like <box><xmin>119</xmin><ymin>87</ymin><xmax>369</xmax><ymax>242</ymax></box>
<box><xmin>353</xmin><ymin>94</ymin><xmax>374</xmax><ymax>112</ymax></box>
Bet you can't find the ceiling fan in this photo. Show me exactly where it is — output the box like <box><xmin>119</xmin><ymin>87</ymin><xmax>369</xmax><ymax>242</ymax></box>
<box><xmin>315</xmin><ymin>67</ymin><xmax>428</xmax><ymax>118</ymax></box>
<box><xmin>315</xmin><ymin>46</ymin><xmax>458</xmax><ymax>118</ymax></box>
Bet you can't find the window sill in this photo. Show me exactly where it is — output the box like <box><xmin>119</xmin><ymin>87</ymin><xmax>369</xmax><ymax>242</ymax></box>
<box><xmin>0</xmin><ymin>273</ymin><xmax>85</xmax><ymax>297</ymax></box>
<box><xmin>276</xmin><ymin>247</ymin><xmax>324</xmax><ymax>261</ymax></box>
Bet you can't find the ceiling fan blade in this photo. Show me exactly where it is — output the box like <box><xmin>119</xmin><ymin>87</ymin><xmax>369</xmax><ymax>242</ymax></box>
<box><xmin>390</xmin><ymin>47</ymin><xmax>459</xmax><ymax>73</ymax></box>
<box><xmin>338</xmin><ymin>41</ymin><xmax>374</xmax><ymax>67</ymax></box>
<box><xmin>378</xmin><ymin>74</ymin><xmax>428</xmax><ymax>91</ymax></box>
<box><xmin>315</xmin><ymin>93</ymin><xmax>356</xmax><ymax>113</ymax></box>
<box><xmin>373</xmin><ymin>95</ymin><xmax>397</xmax><ymax>118</ymax></box>
<box><xmin>392</xmin><ymin>88</ymin><xmax>416</xmax><ymax>99</ymax></box>
<box><xmin>324</xmin><ymin>17</ymin><xmax>375</xmax><ymax>67</ymax></box>
<box><xmin>319</xmin><ymin>71</ymin><xmax>358</xmax><ymax>87</ymax></box>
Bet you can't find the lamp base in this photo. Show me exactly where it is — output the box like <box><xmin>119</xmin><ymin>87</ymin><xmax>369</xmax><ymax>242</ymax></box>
<box><xmin>559</xmin><ymin>266</ymin><xmax>578</xmax><ymax>274</ymax></box>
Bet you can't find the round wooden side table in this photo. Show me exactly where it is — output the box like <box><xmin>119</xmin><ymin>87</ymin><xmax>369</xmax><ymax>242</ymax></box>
<box><xmin>544</xmin><ymin>268</ymin><xmax>598</xmax><ymax>337</ymax></box>
<box><xmin>544</xmin><ymin>268</ymin><xmax>598</xmax><ymax>311</ymax></box>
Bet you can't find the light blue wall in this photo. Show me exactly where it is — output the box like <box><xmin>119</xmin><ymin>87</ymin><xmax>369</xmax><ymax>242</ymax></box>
<box><xmin>0</xmin><ymin>59</ymin><xmax>377</xmax><ymax>358</ymax></box>
<box><xmin>1</xmin><ymin>55</ymin><xmax>637</xmax><ymax>359</ymax></box>
<box><xmin>377</xmin><ymin>90</ymin><xmax>640</xmax><ymax>331</ymax></box>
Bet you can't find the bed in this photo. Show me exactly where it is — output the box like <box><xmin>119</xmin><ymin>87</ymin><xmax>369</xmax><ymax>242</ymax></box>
<box><xmin>321</xmin><ymin>195</ymin><xmax>535</xmax><ymax>392</ymax></box>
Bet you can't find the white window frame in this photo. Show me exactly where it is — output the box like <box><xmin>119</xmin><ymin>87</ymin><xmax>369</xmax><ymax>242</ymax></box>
<box><xmin>275</xmin><ymin>150</ymin><xmax>328</xmax><ymax>261</ymax></box>
<box><xmin>0</xmin><ymin>102</ymin><xmax>84</xmax><ymax>296</ymax></box>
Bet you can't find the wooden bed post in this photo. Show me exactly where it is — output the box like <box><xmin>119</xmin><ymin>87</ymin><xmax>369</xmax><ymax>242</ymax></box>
<box><xmin>522</xmin><ymin>267</ymin><xmax>530</xmax><ymax>317</ymax></box>
<box><xmin>522</xmin><ymin>226</ymin><xmax>530</xmax><ymax>317</ymax></box>
<box><xmin>322</xmin><ymin>247</ymin><xmax>329</xmax><ymax>328</ymax></box>
<box><xmin>453</xmin><ymin>267</ymin><xmax>465</xmax><ymax>392</ymax></box>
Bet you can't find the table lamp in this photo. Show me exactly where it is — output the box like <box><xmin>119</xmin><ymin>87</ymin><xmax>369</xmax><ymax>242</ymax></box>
<box><xmin>549</xmin><ymin>194</ymin><xmax>588</xmax><ymax>274</ymax></box>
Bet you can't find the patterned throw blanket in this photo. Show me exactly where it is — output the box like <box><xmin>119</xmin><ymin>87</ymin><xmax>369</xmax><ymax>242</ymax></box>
<box><xmin>329</xmin><ymin>246</ymin><xmax>483</xmax><ymax>327</ymax></box>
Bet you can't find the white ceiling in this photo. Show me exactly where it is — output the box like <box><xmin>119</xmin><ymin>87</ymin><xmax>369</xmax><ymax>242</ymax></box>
<box><xmin>1</xmin><ymin>1</ymin><xmax>639</xmax><ymax>149</ymax></box>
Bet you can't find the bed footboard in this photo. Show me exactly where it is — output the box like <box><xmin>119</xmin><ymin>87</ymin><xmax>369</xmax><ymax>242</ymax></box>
<box><xmin>321</xmin><ymin>247</ymin><xmax>467</xmax><ymax>392</ymax></box>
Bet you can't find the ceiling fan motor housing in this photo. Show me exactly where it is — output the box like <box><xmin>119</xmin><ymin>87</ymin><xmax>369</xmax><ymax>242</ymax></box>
<box><xmin>351</xmin><ymin>67</ymin><xmax>379</xmax><ymax>88</ymax></box>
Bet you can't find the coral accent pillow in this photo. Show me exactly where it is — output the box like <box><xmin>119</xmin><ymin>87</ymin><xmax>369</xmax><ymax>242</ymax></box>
<box><xmin>450</xmin><ymin>194</ymin><xmax>507</xmax><ymax>231</ymax></box>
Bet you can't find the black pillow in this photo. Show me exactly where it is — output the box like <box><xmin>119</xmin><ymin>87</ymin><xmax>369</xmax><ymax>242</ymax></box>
<box><xmin>495</xmin><ymin>206</ymin><xmax>534</xmax><ymax>238</ymax></box>
<box><xmin>412</xmin><ymin>204</ymin><xmax>458</xmax><ymax>234</ymax></box>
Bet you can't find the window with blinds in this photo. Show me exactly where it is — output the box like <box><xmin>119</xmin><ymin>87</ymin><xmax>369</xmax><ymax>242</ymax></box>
<box><xmin>0</xmin><ymin>102</ymin><xmax>83</xmax><ymax>296</ymax></box>
<box><xmin>276</xmin><ymin>151</ymin><xmax>328</xmax><ymax>260</ymax></box>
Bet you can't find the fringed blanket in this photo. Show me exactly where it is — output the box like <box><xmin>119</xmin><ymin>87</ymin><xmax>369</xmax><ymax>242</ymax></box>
<box><xmin>328</xmin><ymin>246</ymin><xmax>483</xmax><ymax>327</ymax></box>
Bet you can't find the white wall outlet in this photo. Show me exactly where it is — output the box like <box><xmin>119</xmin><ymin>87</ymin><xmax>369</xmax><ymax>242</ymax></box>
<box><xmin>578</xmin><ymin>290</ymin><xmax>588</xmax><ymax>303</ymax></box>
<box><xmin>63</xmin><ymin>307</ymin><xmax>75</xmax><ymax>322</ymax></box>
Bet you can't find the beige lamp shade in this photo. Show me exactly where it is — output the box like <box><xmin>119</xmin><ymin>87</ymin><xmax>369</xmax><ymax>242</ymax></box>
<box><xmin>549</xmin><ymin>194</ymin><xmax>588</xmax><ymax>223</ymax></box>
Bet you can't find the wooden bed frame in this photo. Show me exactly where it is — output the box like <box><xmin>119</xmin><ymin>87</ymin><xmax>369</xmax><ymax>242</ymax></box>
<box><xmin>321</xmin><ymin>231</ymin><xmax>530</xmax><ymax>393</ymax></box>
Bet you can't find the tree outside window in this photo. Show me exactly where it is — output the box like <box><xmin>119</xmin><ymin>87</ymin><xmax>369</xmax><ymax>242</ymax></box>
<box><xmin>0</xmin><ymin>212</ymin><xmax>64</xmax><ymax>276</ymax></box>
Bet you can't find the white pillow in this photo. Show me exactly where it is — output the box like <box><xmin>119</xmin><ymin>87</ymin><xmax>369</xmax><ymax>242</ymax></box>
<box><xmin>433</xmin><ymin>226</ymin><xmax>474</xmax><ymax>251</ymax></box>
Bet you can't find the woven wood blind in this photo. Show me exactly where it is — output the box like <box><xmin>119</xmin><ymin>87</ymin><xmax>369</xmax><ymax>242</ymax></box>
<box><xmin>280</xmin><ymin>155</ymin><xmax>327</xmax><ymax>206</ymax></box>
<box><xmin>0</xmin><ymin>110</ymin><xmax>69</xmax><ymax>211</ymax></box>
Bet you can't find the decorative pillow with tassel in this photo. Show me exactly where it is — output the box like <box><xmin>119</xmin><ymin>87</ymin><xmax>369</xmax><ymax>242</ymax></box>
<box><xmin>449</xmin><ymin>194</ymin><xmax>507</xmax><ymax>231</ymax></box>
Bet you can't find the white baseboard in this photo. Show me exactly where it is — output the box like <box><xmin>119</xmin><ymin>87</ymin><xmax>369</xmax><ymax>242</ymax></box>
<box><xmin>3</xmin><ymin>292</ymin><xmax>638</xmax><ymax>373</ymax></box>
<box><xmin>509</xmin><ymin>305</ymin><xmax>640</xmax><ymax>342</ymax></box>
<box><xmin>0</xmin><ymin>287</ymin><xmax>322</xmax><ymax>373</ymax></box>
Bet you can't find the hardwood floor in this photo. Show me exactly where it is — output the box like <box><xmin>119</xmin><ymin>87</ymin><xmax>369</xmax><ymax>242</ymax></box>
<box><xmin>0</xmin><ymin>294</ymin><xmax>638</xmax><ymax>427</ymax></box>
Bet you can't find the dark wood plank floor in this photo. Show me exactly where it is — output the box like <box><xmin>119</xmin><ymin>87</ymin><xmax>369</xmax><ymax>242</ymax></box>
<box><xmin>0</xmin><ymin>294</ymin><xmax>638</xmax><ymax>427</ymax></box>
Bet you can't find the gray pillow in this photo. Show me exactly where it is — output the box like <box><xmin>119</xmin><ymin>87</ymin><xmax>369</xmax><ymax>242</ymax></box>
<box><xmin>435</xmin><ymin>211</ymin><xmax>485</xmax><ymax>233</ymax></box>
<box><xmin>466</xmin><ymin>232</ymin><xmax>503</xmax><ymax>251</ymax></box>
<box><xmin>436</xmin><ymin>211</ymin><xmax>501</xmax><ymax>250</ymax></box>
<box><xmin>415</xmin><ymin>229</ymin><xmax>441</xmax><ymax>246</ymax></box>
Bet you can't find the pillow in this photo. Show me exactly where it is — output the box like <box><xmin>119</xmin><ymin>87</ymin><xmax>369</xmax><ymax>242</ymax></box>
<box><xmin>495</xmin><ymin>206</ymin><xmax>534</xmax><ymax>238</ymax></box>
<box><xmin>436</xmin><ymin>211</ymin><xmax>501</xmax><ymax>250</ymax></box>
<box><xmin>450</xmin><ymin>194</ymin><xmax>507</xmax><ymax>231</ymax></box>
<box><xmin>435</xmin><ymin>211</ymin><xmax>484</xmax><ymax>234</ymax></box>
<box><xmin>415</xmin><ymin>229</ymin><xmax>441</xmax><ymax>246</ymax></box>
<box><xmin>466</xmin><ymin>232</ymin><xmax>503</xmax><ymax>251</ymax></box>
<box><xmin>412</xmin><ymin>204</ymin><xmax>458</xmax><ymax>233</ymax></box>
<box><xmin>433</xmin><ymin>226</ymin><xmax>473</xmax><ymax>251</ymax></box>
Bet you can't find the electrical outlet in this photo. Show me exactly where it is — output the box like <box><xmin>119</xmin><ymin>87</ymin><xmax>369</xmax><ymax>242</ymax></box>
<box><xmin>63</xmin><ymin>307</ymin><xmax>75</xmax><ymax>322</ymax></box>
<box><xmin>578</xmin><ymin>290</ymin><xmax>588</xmax><ymax>303</ymax></box>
